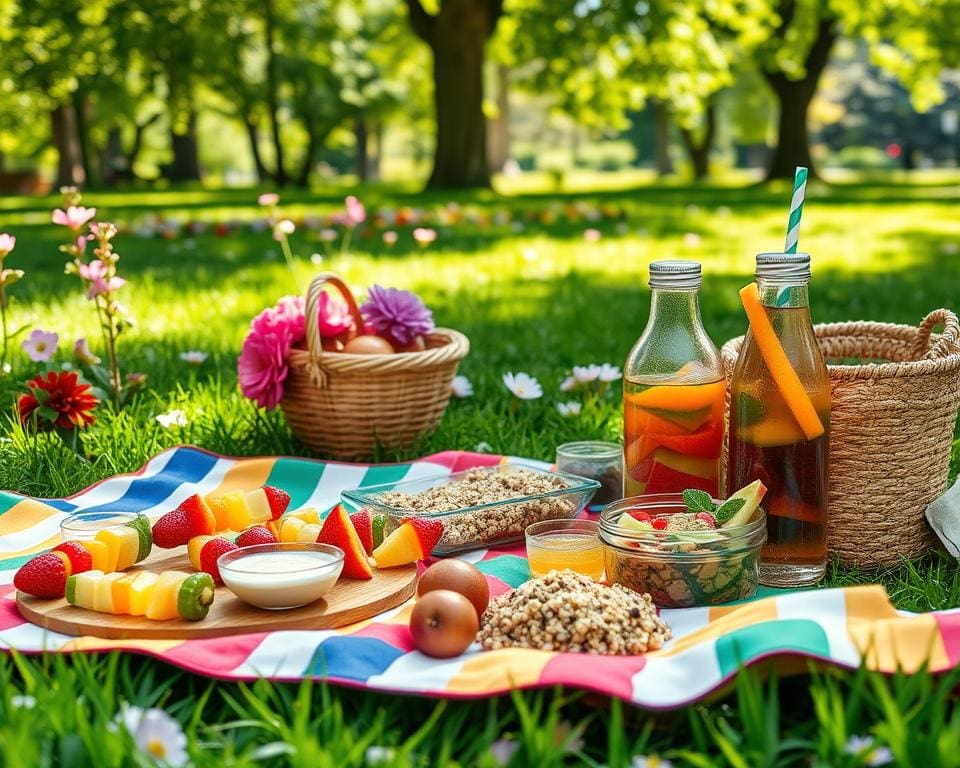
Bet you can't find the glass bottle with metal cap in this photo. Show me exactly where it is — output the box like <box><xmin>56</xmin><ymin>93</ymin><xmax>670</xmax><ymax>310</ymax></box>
<box><xmin>727</xmin><ymin>252</ymin><xmax>830</xmax><ymax>587</ymax></box>
<box><xmin>623</xmin><ymin>261</ymin><xmax>725</xmax><ymax>498</ymax></box>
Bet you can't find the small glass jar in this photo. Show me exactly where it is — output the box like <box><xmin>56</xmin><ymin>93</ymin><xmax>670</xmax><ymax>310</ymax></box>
<box><xmin>60</xmin><ymin>511</ymin><xmax>144</xmax><ymax>541</ymax></box>
<box><xmin>556</xmin><ymin>441</ymin><xmax>623</xmax><ymax>507</ymax></box>
<box><xmin>599</xmin><ymin>494</ymin><xmax>766</xmax><ymax>608</ymax></box>
<box><xmin>525</xmin><ymin>519</ymin><xmax>603</xmax><ymax>580</ymax></box>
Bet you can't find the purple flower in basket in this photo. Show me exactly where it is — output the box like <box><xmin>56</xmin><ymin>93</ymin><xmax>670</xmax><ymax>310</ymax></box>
<box><xmin>360</xmin><ymin>285</ymin><xmax>434</xmax><ymax>346</ymax></box>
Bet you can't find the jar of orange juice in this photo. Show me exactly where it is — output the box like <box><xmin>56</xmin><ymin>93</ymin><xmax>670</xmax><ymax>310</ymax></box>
<box><xmin>623</xmin><ymin>261</ymin><xmax>725</xmax><ymax>497</ymax></box>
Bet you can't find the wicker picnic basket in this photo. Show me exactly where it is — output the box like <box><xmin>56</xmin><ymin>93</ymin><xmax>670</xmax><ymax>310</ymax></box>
<box><xmin>721</xmin><ymin>309</ymin><xmax>960</xmax><ymax>567</ymax></box>
<box><xmin>282</xmin><ymin>273</ymin><xmax>469</xmax><ymax>460</ymax></box>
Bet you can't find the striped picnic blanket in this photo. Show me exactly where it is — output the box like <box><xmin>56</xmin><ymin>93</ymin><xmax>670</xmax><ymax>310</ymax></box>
<box><xmin>1</xmin><ymin>446</ymin><xmax>958</xmax><ymax>708</ymax></box>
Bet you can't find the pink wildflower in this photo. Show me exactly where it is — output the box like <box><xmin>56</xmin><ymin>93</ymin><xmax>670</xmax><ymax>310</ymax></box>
<box><xmin>52</xmin><ymin>206</ymin><xmax>96</xmax><ymax>232</ymax></box>
<box><xmin>0</xmin><ymin>233</ymin><xmax>15</xmax><ymax>257</ymax></box>
<box><xmin>583</xmin><ymin>228</ymin><xmax>602</xmax><ymax>242</ymax></box>
<box><xmin>382</xmin><ymin>230</ymin><xmax>398</xmax><ymax>246</ymax></box>
<box><xmin>258</xmin><ymin>193</ymin><xmax>279</xmax><ymax>207</ymax></box>
<box><xmin>344</xmin><ymin>195</ymin><xmax>366</xmax><ymax>227</ymax></box>
<box><xmin>78</xmin><ymin>260</ymin><xmax>126</xmax><ymax>299</ymax></box>
<box><xmin>22</xmin><ymin>329</ymin><xmax>59</xmax><ymax>363</ymax></box>
<box><xmin>412</xmin><ymin>228</ymin><xmax>437</xmax><ymax>246</ymax></box>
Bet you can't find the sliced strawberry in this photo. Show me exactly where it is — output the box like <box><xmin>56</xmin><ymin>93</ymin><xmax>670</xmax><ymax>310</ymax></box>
<box><xmin>52</xmin><ymin>541</ymin><xmax>93</xmax><ymax>574</ymax></box>
<box><xmin>200</xmin><ymin>538</ymin><xmax>239</xmax><ymax>584</ymax></box>
<box><xmin>262</xmin><ymin>486</ymin><xmax>291</xmax><ymax>519</ymax></box>
<box><xmin>402</xmin><ymin>517</ymin><xmax>443</xmax><ymax>558</ymax></box>
<box><xmin>236</xmin><ymin>525</ymin><xmax>277</xmax><ymax>547</ymax></box>
<box><xmin>179</xmin><ymin>494</ymin><xmax>217</xmax><ymax>535</ymax></box>
<box><xmin>317</xmin><ymin>505</ymin><xmax>373</xmax><ymax>580</ymax></box>
<box><xmin>350</xmin><ymin>510</ymin><xmax>373</xmax><ymax>555</ymax></box>
<box><xmin>152</xmin><ymin>494</ymin><xmax>216</xmax><ymax>548</ymax></box>
<box><xmin>14</xmin><ymin>553</ymin><xmax>68</xmax><ymax>598</ymax></box>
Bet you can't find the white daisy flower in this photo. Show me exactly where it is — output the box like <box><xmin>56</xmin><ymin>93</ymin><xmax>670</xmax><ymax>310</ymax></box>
<box><xmin>572</xmin><ymin>364</ymin><xmax>601</xmax><ymax>383</ymax></box>
<box><xmin>598</xmin><ymin>363</ymin><xmax>622</xmax><ymax>382</ymax></box>
<box><xmin>179</xmin><ymin>350</ymin><xmax>208</xmax><ymax>365</ymax></box>
<box><xmin>490</xmin><ymin>738</ymin><xmax>519</xmax><ymax>765</ymax></box>
<box><xmin>365</xmin><ymin>746</ymin><xmax>395</xmax><ymax>765</ymax></box>
<box><xmin>559</xmin><ymin>376</ymin><xmax>577</xmax><ymax>392</ymax></box>
<box><xmin>156</xmin><ymin>409</ymin><xmax>188</xmax><ymax>429</ymax></box>
<box><xmin>632</xmin><ymin>756</ymin><xmax>673</xmax><ymax>767</ymax></box>
<box><xmin>556</xmin><ymin>401</ymin><xmax>582</xmax><ymax>417</ymax></box>
<box><xmin>451</xmin><ymin>375</ymin><xmax>473</xmax><ymax>398</ymax></box>
<box><xmin>10</xmin><ymin>694</ymin><xmax>36</xmax><ymax>709</ymax></box>
<box><xmin>844</xmin><ymin>735</ymin><xmax>893</xmax><ymax>766</ymax></box>
<box><xmin>502</xmin><ymin>371</ymin><xmax>543</xmax><ymax>400</ymax></box>
<box><xmin>116</xmin><ymin>705</ymin><xmax>188</xmax><ymax>767</ymax></box>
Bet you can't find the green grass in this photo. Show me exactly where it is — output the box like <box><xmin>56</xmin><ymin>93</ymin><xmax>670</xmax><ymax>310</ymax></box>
<box><xmin>1</xmin><ymin>176</ymin><xmax>959</xmax><ymax>764</ymax></box>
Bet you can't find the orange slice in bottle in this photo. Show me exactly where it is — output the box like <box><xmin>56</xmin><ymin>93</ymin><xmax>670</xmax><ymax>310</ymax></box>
<box><xmin>739</xmin><ymin>283</ymin><xmax>824</xmax><ymax>441</ymax></box>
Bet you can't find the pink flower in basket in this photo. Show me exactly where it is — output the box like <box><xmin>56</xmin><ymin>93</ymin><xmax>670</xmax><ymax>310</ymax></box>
<box><xmin>316</xmin><ymin>292</ymin><xmax>353</xmax><ymax>338</ymax></box>
<box><xmin>239</xmin><ymin>296</ymin><xmax>306</xmax><ymax>411</ymax></box>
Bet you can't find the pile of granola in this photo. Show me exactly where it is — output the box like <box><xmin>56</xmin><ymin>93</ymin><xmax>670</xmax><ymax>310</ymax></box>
<box><xmin>376</xmin><ymin>468</ymin><xmax>576</xmax><ymax>552</ymax></box>
<box><xmin>477</xmin><ymin>569</ymin><xmax>671</xmax><ymax>655</ymax></box>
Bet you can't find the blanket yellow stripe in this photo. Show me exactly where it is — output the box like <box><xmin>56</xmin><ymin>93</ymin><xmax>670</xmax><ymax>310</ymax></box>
<box><xmin>203</xmin><ymin>458</ymin><xmax>277</xmax><ymax>498</ymax></box>
<box><xmin>446</xmin><ymin>648</ymin><xmax>552</xmax><ymax>693</ymax></box>
<box><xmin>648</xmin><ymin>599</ymin><xmax>779</xmax><ymax>659</ymax></box>
<box><xmin>2</xmin><ymin>533</ymin><xmax>61</xmax><ymax>560</ymax></box>
<box><xmin>60</xmin><ymin>637</ymin><xmax>186</xmax><ymax>654</ymax></box>
<box><xmin>0</xmin><ymin>499</ymin><xmax>62</xmax><ymax>538</ymax></box>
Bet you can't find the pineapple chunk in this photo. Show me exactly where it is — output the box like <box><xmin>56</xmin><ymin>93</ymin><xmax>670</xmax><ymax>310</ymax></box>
<box><xmin>97</xmin><ymin>527</ymin><xmax>141</xmax><ymax>572</ymax></box>
<box><xmin>221</xmin><ymin>490</ymin><xmax>252</xmax><ymax>532</ymax></box>
<box><xmin>297</xmin><ymin>523</ymin><xmax>321</xmax><ymax>543</ymax></box>
<box><xmin>205</xmin><ymin>494</ymin><xmax>232</xmax><ymax>531</ymax></box>
<box><xmin>128</xmin><ymin>572</ymin><xmax>160</xmax><ymax>616</ymax></box>
<box><xmin>72</xmin><ymin>570</ymin><xmax>104</xmax><ymax>610</ymax></box>
<box><xmin>287</xmin><ymin>507</ymin><xmax>320</xmax><ymax>525</ymax></box>
<box><xmin>279</xmin><ymin>516</ymin><xmax>304</xmax><ymax>542</ymax></box>
<box><xmin>93</xmin><ymin>572</ymin><xmax>125</xmax><ymax>613</ymax></box>
<box><xmin>145</xmin><ymin>572</ymin><xmax>187</xmax><ymax>620</ymax></box>
<box><xmin>244</xmin><ymin>489</ymin><xmax>273</xmax><ymax>523</ymax></box>
<box><xmin>78</xmin><ymin>539</ymin><xmax>110</xmax><ymax>572</ymax></box>
<box><xmin>187</xmin><ymin>535</ymin><xmax>215</xmax><ymax>570</ymax></box>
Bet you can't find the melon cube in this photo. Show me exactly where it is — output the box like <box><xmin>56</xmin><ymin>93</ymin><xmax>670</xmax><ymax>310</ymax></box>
<box><xmin>205</xmin><ymin>494</ymin><xmax>232</xmax><ymax>531</ymax></box>
<box><xmin>78</xmin><ymin>540</ymin><xmax>110</xmax><ymax>572</ymax></box>
<box><xmin>279</xmin><ymin>516</ymin><xmax>305</xmax><ymax>542</ymax></box>
<box><xmin>288</xmin><ymin>507</ymin><xmax>320</xmax><ymax>525</ymax></box>
<box><xmin>111</xmin><ymin>573</ymin><xmax>138</xmax><ymax>615</ymax></box>
<box><xmin>97</xmin><ymin>527</ymin><xmax>141</xmax><ymax>572</ymax></box>
<box><xmin>146</xmin><ymin>572</ymin><xmax>186</xmax><ymax>620</ymax></box>
<box><xmin>72</xmin><ymin>570</ymin><xmax>104</xmax><ymax>610</ymax></box>
<box><xmin>221</xmin><ymin>490</ymin><xmax>252</xmax><ymax>532</ymax></box>
<box><xmin>244</xmin><ymin>489</ymin><xmax>273</xmax><ymax>524</ymax></box>
<box><xmin>296</xmin><ymin>523</ymin><xmax>321</xmax><ymax>543</ymax></box>
<box><xmin>129</xmin><ymin>572</ymin><xmax>160</xmax><ymax>616</ymax></box>
<box><xmin>93</xmin><ymin>572</ymin><xmax>125</xmax><ymax>613</ymax></box>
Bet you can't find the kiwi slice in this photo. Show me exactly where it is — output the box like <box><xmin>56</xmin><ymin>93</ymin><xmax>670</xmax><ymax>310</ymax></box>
<box><xmin>176</xmin><ymin>573</ymin><xmax>216</xmax><ymax>621</ymax></box>
<box><xmin>125</xmin><ymin>515</ymin><xmax>153</xmax><ymax>562</ymax></box>
<box><xmin>371</xmin><ymin>514</ymin><xmax>388</xmax><ymax>549</ymax></box>
<box><xmin>64</xmin><ymin>575</ymin><xmax>78</xmax><ymax>606</ymax></box>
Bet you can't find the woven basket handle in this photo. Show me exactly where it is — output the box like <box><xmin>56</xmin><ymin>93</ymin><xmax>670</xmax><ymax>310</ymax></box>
<box><xmin>910</xmin><ymin>309</ymin><xmax>960</xmax><ymax>360</ymax></box>
<box><xmin>304</xmin><ymin>273</ymin><xmax>364</xmax><ymax>386</ymax></box>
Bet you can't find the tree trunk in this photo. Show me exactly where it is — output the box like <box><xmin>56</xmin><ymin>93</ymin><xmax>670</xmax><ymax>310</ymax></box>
<box><xmin>653</xmin><ymin>100</ymin><xmax>674</xmax><ymax>176</ymax></box>
<box><xmin>406</xmin><ymin>0</ymin><xmax>503</xmax><ymax>189</ymax></box>
<box><xmin>127</xmin><ymin>112</ymin><xmax>162</xmax><ymax>175</ymax></box>
<box><xmin>763</xmin><ymin>18</ymin><xmax>837</xmax><ymax>181</ymax></box>
<box><xmin>167</xmin><ymin>110</ymin><xmax>202</xmax><ymax>182</ymax></box>
<box><xmin>355</xmin><ymin>116</ymin><xmax>370</xmax><ymax>182</ymax></box>
<box><xmin>50</xmin><ymin>104</ymin><xmax>85</xmax><ymax>188</ymax></box>
<box><xmin>486</xmin><ymin>63</ymin><xmax>510</xmax><ymax>174</ymax></box>
<box><xmin>369</xmin><ymin>121</ymin><xmax>383</xmax><ymax>181</ymax></box>
<box><xmin>244</xmin><ymin>118</ymin><xmax>270</xmax><ymax>183</ymax></box>
<box><xmin>264</xmin><ymin>0</ymin><xmax>287</xmax><ymax>186</ymax></box>
<box><xmin>679</xmin><ymin>103</ymin><xmax>716</xmax><ymax>180</ymax></box>
<box><xmin>101</xmin><ymin>126</ymin><xmax>125</xmax><ymax>185</ymax></box>
<box><xmin>297</xmin><ymin>121</ymin><xmax>329</xmax><ymax>188</ymax></box>
<box><xmin>0</xmin><ymin>151</ymin><xmax>6</xmax><ymax>173</ymax></box>
<box><xmin>71</xmin><ymin>89</ymin><xmax>99</xmax><ymax>187</ymax></box>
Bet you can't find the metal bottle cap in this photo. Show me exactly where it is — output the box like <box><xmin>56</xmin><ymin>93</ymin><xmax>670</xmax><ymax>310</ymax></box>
<box><xmin>755</xmin><ymin>252</ymin><xmax>811</xmax><ymax>282</ymax></box>
<box><xmin>649</xmin><ymin>260</ymin><xmax>702</xmax><ymax>290</ymax></box>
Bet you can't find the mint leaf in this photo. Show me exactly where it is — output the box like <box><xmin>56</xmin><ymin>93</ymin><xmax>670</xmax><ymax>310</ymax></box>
<box><xmin>682</xmin><ymin>489</ymin><xmax>715</xmax><ymax>514</ymax></box>
<box><xmin>714</xmin><ymin>497</ymin><xmax>746</xmax><ymax>524</ymax></box>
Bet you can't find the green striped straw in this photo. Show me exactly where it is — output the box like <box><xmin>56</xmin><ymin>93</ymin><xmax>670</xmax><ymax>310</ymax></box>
<box><xmin>776</xmin><ymin>166</ymin><xmax>808</xmax><ymax>306</ymax></box>
<box><xmin>784</xmin><ymin>166</ymin><xmax>808</xmax><ymax>253</ymax></box>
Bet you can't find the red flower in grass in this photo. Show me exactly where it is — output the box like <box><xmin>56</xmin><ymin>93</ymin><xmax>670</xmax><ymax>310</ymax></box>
<box><xmin>18</xmin><ymin>371</ymin><xmax>99</xmax><ymax>430</ymax></box>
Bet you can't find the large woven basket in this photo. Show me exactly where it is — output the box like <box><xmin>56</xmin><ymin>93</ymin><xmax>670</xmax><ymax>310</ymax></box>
<box><xmin>721</xmin><ymin>309</ymin><xmax>960</xmax><ymax>567</ymax></box>
<box><xmin>282</xmin><ymin>273</ymin><xmax>469</xmax><ymax>460</ymax></box>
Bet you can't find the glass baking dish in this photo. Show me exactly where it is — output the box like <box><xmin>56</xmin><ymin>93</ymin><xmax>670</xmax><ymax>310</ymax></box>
<box><xmin>341</xmin><ymin>464</ymin><xmax>600</xmax><ymax>555</ymax></box>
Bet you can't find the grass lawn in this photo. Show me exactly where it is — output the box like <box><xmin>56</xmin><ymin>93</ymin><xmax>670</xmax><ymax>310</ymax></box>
<box><xmin>0</xmin><ymin>175</ymin><xmax>959</xmax><ymax>765</ymax></box>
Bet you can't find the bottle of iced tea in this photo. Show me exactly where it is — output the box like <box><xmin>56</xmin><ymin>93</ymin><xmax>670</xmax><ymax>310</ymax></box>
<box><xmin>727</xmin><ymin>252</ymin><xmax>830</xmax><ymax>587</ymax></box>
<box><xmin>623</xmin><ymin>261</ymin><xmax>725</xmax><ymax>498</ymax></box>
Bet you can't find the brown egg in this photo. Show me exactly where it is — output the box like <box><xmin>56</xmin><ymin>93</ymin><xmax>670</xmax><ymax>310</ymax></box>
<box><xmin>417</xmin><ymin>559</ymin><xmax>489</xmax><ymax>618</ymax></box>
<box><xmin>393</xmin><ymin>335</ymin><xmax>426</xmax><ymax>353</ymax></box>
<box><xmin>342</xmin><ymin>334</ymin><xmax>394</xmax><ymax>355</ymax></box>
<box><xmin>409</xmin><ymin>589</ymin><xmax>479</xmax><ymax>658</ymax></box>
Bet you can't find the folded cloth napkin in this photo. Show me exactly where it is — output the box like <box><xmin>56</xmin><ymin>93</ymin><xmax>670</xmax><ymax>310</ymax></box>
<box><xmin>926</xmin><ymin>477</ymin><xmax>960</xmax><ymax>557</ymax></box>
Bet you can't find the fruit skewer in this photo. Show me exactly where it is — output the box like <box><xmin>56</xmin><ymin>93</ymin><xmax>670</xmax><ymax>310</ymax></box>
<box><xmin>65</xmin><ymin>569</ymin><xmax>216</xmax><ymax>621</ymax></box>
<box><xmin>152</xmin><ymin>487</ymin><xmax>291</xmax><ymax>548</ymax></box>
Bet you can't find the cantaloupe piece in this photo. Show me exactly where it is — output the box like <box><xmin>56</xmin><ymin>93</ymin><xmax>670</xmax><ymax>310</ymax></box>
<box><xmin>112</xmin><ymin>573</ymin><xmax>138</xmax><ymax>615</ymax></box>
<box><xmin>279</xmin><ymin>516</ymin><xmax>305</xmax><ymax>542</ymax></box>
<box><xmin>129</xmin><ymin>572</ymin><xmax>160</xmax><ymax>616</ymax></box>
<box><xmin>145</xmin><ymin>572</ymin><xmax>186</xmax><ymax>621</ymax></box>
<box><xmin>372</xmin><ymin>524</ymin><xmax>421</xmax><ymax>568</ymax></box>
<box><xmin>205</xmin><ymin>495</ymin><xmax>232</xmax><ymax>531</ymax></box>
<box><xmin>221</xmin><ymin>490</ymin><xmax>252</xmax><ymax>532</ymax></box>
<box><xmin>739</xmin><ymin>283</ymin><xmax>824</xmax><ymax>440</ymax></box>
<box><xmin>78</xmin><ymin>539</ymin><xmax>110</xmax><ymax>572</ymax></box>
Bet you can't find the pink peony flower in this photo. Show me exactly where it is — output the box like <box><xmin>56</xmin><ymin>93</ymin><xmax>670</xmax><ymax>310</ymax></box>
<box><xmin>78</xmin><ymin>260</ymin><xmax>126</xmax><ymax>299</ymax></box>
<box><xmin>238</xmin><ymin>328</ymin><xmax>294</xmax><ymax>411</ymax></box>
<box><xmin>344</xmin><ymin>196</ymin><xmax>366</xmax><ymax>227</ymax></box>
<box><xmin>360</xmin><ymin>285</ymin><xmax>434</xmax><ymax>346</ymax></box>
<box><xmin>258</xmin><ymin>193</ymin><xmax>279</xmax><ymax>207</ymax></box>
<box><xmin>52</xmin><ymin>206</ymin><xmax>96</xmax><ymax>231</ymax></box>
<box><xmin>251</xmin><ymin>295</ymin><xmax>306</xmax><ymax>341</ymax></box>
<box><xmin>22</xmin><ymin>329</ymin><xmax>59</xmax><ymax>362</ymax></box>
<box><xmin>412</xmin><ymin>228</ymin><xmax>437</xmax><ymax>246</ymax></box>
<box><xmin>316</xmin><ymin>292</ymin><xmax>353</xmax><ymax>338</ymax></box>
<box><xmin>0</xmin><ymin>233</ymin><xmax>15</xmax><ymax>257</ymax></box>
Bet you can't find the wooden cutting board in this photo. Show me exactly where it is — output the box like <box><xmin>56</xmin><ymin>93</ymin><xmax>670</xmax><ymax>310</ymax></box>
<box><xmin>16</xmin><ymin>546</ymin><xmax>417</xmax><ymax>640</ymax></box>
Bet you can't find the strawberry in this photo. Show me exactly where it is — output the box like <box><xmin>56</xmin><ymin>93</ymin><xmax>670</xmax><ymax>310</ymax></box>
<box><xmin>152</xmin><ymin>494</ymin><xmax>216</xmax><ymax>548</ymax></box>
<box><xmin>199</xmin><ymin>538</ymin><xmax>239</xmax><ymax>584</ymax></box>
<box><xmin>236</xmin><ymin>525</ymin><xmax>277</xmax><ymax>547</ymax></box>
<box><xmin>629</xmin><ymin>510</ymin><xmax>653</xmax><ymax>523</ymax></box>
<box><xmin>350</xmin><ymin>510</ymin><xmax>374</xmax><ymax>555</ymax></box>
<box><xmin>317</xmin><ymin>505</ymin><xmax>373</xmax><ymax>580</ymax></box>
<box><xmin>402</xmin><ymin>517</ymin><xmax>444</xmax><ymax>558</ymax></box>
<box><xmin>262</xmin><ymin>486</ymin><xmax>291</xmax><ymax>519</ymax></box>
<box><xmin>651</xmin><ymin>517</ymin><xmax>668</xmax><ymax>530</ymax></box>
<box><xmin>695</xmin><ymin>512</ymin><xmax>717</xmax><ymax>528</ymax></box>
<box><xmin>52</xmin><ymin>541</ymin><xmax>93</xmax><ymax>574</ymax></box>
<box><xmin>14</xmin><ymin>553</ymin><xmax>68</xmax><ymax>598</ymax></box>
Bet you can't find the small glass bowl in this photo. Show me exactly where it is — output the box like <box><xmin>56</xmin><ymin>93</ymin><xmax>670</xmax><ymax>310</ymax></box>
<box><xmin>525</xmin><ymin>519</ymin><xmax>603</xmax><ymax>580</ymax></box>
<box><xmin>218</xmin><ymin>542</ymin><xmax>345</xmax><ymax>610</ymax></box>
<box><xmin>556</xmin><ymin>441</ymin><xmax>623</xmax><ymax>507</ymax></box>
<box><xmin>60</xmin><ymin>511</ymin><xmax>144</xmax><ymax>541</ymax></box>
<box><xmin>599</xmin><ymin>494</ymin><xmax>766</xmax><ymax>608</ymax></box>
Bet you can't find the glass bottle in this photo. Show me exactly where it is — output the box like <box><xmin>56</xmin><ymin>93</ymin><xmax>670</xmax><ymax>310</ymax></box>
<box><xmin>727</xmin><ymin>252</ymin><xmax>830</xmax><ymax>587</ymax></box>
<box><xmin>623</xmin><ymin>261</ymin><xmax>725</xmax><ymax>498</ymax></box>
